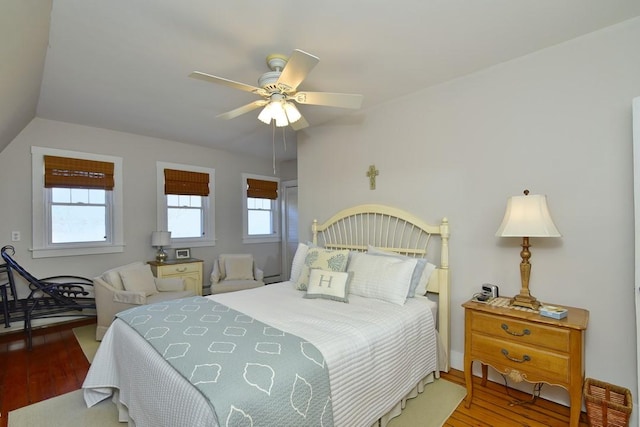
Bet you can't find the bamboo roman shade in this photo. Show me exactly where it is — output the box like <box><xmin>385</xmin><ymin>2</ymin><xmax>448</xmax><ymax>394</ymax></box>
<box><xmin>164</xmin><ymin>169</ymin><xmax>210</xmax><ymax>196</ymax></box>
<box><xmin>44</xmin><ymin>155</ymin><xmax>114</xmax><ymax>190</ymax></box>
<box><xmin>247</xmin><ymin>178</ymin><xmax>278</xmax><ymax>199</ymax></box>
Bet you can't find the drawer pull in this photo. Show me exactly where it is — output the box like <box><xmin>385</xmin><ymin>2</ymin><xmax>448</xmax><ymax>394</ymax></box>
<box><xmin>501</xmin><ymin>323</ymin><xmax>530</xmax><ymax>337</ymax></box>
<box><xmin>176</xmin><ymin>267</ymin><xmax>187</xmax><ymax>272</ymax></box>
<box><xmin>501</xmin><ymin>349</ymin><xmax>531</xmax><ymax>363</ymax></box>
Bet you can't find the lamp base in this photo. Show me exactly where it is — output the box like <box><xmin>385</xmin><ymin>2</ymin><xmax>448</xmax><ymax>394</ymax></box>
<box><xmin>510</xmin><ymin>293</ymin><xmax>541</xmax><ymax>310</ymax></box>
<box><xmin>155</xmin><ymin>248</ymin><xmax>168</xmax><ymax>263</ymax></box>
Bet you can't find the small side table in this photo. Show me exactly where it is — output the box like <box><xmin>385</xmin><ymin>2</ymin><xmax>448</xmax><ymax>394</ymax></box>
<box><xmin>149</xmin><ymin>258</ymin><xmax>204</xmax><ymax>296</ymax></box>
<box><xmin>462</xmin><ymin>298</ymin><xmax>588</xmax><ymax>427</ymax></box>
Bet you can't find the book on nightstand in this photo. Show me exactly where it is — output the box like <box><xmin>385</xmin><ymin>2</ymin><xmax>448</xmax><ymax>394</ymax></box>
<box><xmin>539</xmin><ymin>305</ymin><xmax>568</xmax><ymax>319</ymax></box>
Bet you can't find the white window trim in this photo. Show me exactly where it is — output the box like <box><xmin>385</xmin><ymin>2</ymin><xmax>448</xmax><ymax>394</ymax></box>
<box><xmin>31</xmin><ymin>146</ymin><xmax>124</xmax><ymax>258</ymax></box>
<box><xmin>242</xmin><ymin>173</ymin><xmax>281</xmax><ymax>244</ymax></box>
<box><xmin>156</xmin><ymin>162</ymin><xmax>216</xmax><ymax>248</ymax></box>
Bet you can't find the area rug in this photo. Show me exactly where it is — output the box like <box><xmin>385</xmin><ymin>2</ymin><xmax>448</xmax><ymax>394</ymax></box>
<box><xmin>8</xmin><ymin>377</ymin><xmax>465</xmax><ymax>427</ymax></box>
<box><xmin>72</xmin><ymin>323</ymin><xmax>99</xmax><ymax>363</ymax></box>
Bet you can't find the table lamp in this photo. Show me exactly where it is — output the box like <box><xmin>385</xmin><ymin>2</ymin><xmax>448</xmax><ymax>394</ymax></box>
<box><xmin>495</xmin><ymin>190</ymin><xmax>561</xmax><ymax>310</ymax></box>
<box><xmin>151</xmin><ymin>231</ymin><xmax>171</xmax><ymax>263</ymax></box>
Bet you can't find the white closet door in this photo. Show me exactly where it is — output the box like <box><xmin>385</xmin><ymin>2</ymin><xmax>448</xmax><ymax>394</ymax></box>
<box><xmin>633</xmin><ymin>96</ymin><xmax>640</xmax><ymax>427</ymax></box>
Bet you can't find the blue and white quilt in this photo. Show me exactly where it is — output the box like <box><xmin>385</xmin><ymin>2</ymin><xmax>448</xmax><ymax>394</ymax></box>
<box><xmin>116</xmin><ymin>296</ymin><xmax>334</xmax><ymax>427</ymax></box>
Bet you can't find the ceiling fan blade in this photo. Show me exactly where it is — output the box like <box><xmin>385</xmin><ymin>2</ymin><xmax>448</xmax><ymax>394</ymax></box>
<box><xmin>276</xmin><ymin>49</ymin><xmax>319</xmax><ymax>92</ymax></box>
<box><xmin>189</xmin><ymin>71</ymin><xmax>266</xmax><ymax>96</ymax></box>
<box><xmin>216</xmin><ymin>100</ymin><xmax>268</xmax><ymax>120</ymax></box>
<box><xmin>293</xmin><ymin>91</ymin><xmax>363</xmax><ymax>109</ymax></box>
<box><xmin>290</xmin><ymin>114</ymin><xmax>309</xmax><ymax>131</ymax></box>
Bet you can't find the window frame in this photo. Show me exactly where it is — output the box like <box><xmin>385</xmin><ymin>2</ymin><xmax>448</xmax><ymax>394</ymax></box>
<box><xmin>242</xmin><ymin>173</ymin><xmax>280</xmax><ymax>244</ymax></box>
<box><xmin>31</xmin><ymin>146</ymin><xmax>124</xmax><ymax>258</ymax></box>
<box><xmin>156</xmin><ymin>162</ymin><xmax>215</xmax><ymax>248</ymax></box>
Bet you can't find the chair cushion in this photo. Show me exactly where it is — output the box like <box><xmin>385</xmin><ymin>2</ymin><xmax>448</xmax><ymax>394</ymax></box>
<box><xmin>224</xmin><ymin>256</ymin><xmax>254</xmax><ymax>280</ymax></box>
<box><xmin>218</xmin><ymin>254</ymin><xmax>254</xmax><ymax>279</ymax></box>
<box><xmin>146</xmin><ymin>289</ymin><xmax>195</xmax><ymax>303</ymax></box>
<box><xmin>119</xmin><ymin>265</ymin><xmax>158</xmax><ymax>296</ymax></box>
<box><xmin>101</xmin><ymin>261</ymin><xmax>146</xmax><ymax>290</ymax></box>
<box><xmin>155</xmin><ymin>277</ymin><xmax>184</xmax><ymax>292</ymax></box>
<box><xmin>211</xmin><ymin>280</ymin><xmax>263</xmax><ymax>294</ymax></box>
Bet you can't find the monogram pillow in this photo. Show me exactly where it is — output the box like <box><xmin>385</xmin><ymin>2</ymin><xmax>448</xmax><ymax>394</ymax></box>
<box><xmin>304</xmin><ymin>269</ymin><xmax>352</xmax><ymax>303</ymax></box>
<box><xmin>295</xmin><ymin>248</ymin><xmax>349</xmax><ymax>291</ymax></box>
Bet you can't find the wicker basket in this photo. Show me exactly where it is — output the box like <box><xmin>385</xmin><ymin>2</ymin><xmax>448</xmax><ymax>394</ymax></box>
<box><xmin>584</xmin><ymin>378</ymin><xmax>632</xmax><ymax>427</ymax></box>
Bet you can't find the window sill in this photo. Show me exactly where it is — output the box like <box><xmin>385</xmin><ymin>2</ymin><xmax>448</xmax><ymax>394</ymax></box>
<box><xmin>31</xmin><ymin>245</ymin><xmax>125</xmax><ymax>259</ymax></box>
<box><xmin>242</xmin><ymin>236</ymin><xmax>281</xmax><ymax>244</ymax></box>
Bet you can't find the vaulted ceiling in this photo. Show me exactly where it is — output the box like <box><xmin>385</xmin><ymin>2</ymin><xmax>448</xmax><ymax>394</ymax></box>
<box><xmin>3</xmin><ymin>1</ymin><xmax>640</xmax><ymax>160</ymax></box>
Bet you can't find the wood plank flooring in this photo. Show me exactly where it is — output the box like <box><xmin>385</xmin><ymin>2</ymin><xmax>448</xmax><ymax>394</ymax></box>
<box><xmin>0</xmin><ymin>320</ymin><xmax>589</xmax><ymax>427</ymax></box>
<box><xmin>0</xmin><ymin>319</ymin><xmax>93</xmax><ymax>427</ymax></box>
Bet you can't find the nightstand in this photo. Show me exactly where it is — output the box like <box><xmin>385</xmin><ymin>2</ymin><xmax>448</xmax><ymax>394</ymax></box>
<box><xmin>463</xmin><ymin>298</ymin><xmax>588</xmax><ymax>427</ymax></box>
<box><xmin>149</xmin><ymin>258</ymin><xmax>204</xmax><ymax>296</ymax></box>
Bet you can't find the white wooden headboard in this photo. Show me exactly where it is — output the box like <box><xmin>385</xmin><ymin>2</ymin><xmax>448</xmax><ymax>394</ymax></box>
<box><xmin>311</xmin><ymin>204</ymin><xmax>451</xmax><ymax>371</ymax></box>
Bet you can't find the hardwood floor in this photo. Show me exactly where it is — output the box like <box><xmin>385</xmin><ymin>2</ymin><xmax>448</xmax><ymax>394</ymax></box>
<box><xmin>0</xmin><ymin>319</ymin><xmax>589</xmax><ymax>427</ymax></box>
<box><xmin>440</xmin><ymin>369</ymin><xmax>589</xmax><ymax>426</ymax></box>
<box><xmin>0</xmin><ymin>318</ymin><xmax>93</xmax><ymax>427</ymax></box>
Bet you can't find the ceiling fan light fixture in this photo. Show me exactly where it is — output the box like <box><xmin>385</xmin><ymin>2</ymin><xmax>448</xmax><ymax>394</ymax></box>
<box><xmin>269</xmin><ymin>101</ymin><xmax>287</xmax><ymax>127</ymax></box>
<box><xmin>283</xmin><ymin>102</ymin><xmax>301</xmax><ymax>124</ymax></box>
<box><xmin>258</xmin><ymin>100</ymin><xmax>290</xmax><ymax>127</ymax></box>
<box><xmin>257</xmin><ymin>104</ymin><xmax>273</xmax><ymax>125</ymax></box>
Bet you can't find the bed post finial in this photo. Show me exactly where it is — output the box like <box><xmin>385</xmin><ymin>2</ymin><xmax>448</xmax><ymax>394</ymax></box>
<box><xmin>312</xmin><ymin>219</ymin><xmax>319</xmax><ymax>246</ymax></box>
<box><xmin>440</xmin><ymin>217</ymin><xmax>449</xmax><ymax>269</ymax></box>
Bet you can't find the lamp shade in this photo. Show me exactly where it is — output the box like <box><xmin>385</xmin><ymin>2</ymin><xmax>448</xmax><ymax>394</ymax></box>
<box><xmin>151</xmin><ymin>231</ymin><xmax>171</xmax><ymax>247</ymax></box>
<box><xmin>495</xmin><ymin>194</ymin><xmax>561</xmax><ymax>237</ymax></box>
<box><xmin>283</xmin><ymin>102</ymin><xmax>302</xmax><ymax>123</ymax></box>
<box><xmin>257</xmin><ymin>100</ymin><xmax>301</xmax><ymax>127</ymax></box>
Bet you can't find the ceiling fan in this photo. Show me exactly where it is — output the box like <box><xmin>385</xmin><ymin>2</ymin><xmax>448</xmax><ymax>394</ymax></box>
<box><xmin>189</xmin><ymin>49</ymin><xmax>363</xmax><ymax>130</ymax></box>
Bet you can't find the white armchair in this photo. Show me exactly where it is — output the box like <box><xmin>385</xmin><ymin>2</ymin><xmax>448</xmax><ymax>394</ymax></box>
<box><xmin>94</xmin><ymin>262</ymin><xmax>195</xmax><ymax>340</ymax></box>
<box><xmin>210</xmin><ymin>254</ymin><xmax>264</xmax><ymax>294</ymax></box>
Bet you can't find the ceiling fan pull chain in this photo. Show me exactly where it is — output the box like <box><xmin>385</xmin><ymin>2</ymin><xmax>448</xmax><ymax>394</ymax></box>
<box><xmin>272</xmin><ymin>122</ymin><xmax>276</xmax><ymax>175</ymax></box>
<box><xmin>282</xmin><ymin>127</ymin><xmax>287</xmax><ymax>152</ymax></box>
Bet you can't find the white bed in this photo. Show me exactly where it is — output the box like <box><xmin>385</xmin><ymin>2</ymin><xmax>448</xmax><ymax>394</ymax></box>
<box><xmin>83</xmin><ymin>204</ymin><xmax>451</xmax><ymax>426</ymax></box>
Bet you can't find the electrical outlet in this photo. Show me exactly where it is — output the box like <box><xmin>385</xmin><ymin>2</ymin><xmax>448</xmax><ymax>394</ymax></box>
<box><xmin>11</xmin><ymin>231</ymin><xmax>20</xmax><ymax>242</ymax></box>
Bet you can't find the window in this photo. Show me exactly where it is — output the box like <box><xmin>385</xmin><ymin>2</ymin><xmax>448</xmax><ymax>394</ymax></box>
<box><xmin>242</xmin><ymin>174</ymin><xmax>280</xmax><ymax>243</ymax></box>
<box><xmin>157</xmin><ymin>162</ymin><xmax>215</xmax><ymax>247</ymax></box>
<box><xmin>31</xmin><ymin>147</ymin><xmax>124</xmax><ymax>258</ymax></box>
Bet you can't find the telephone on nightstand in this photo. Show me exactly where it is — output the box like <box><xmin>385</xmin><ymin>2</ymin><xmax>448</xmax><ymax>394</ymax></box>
<box><xmin>472</xmin><ymin>283</ymin><xmax>499</xmax><ymax>303</ymax></box>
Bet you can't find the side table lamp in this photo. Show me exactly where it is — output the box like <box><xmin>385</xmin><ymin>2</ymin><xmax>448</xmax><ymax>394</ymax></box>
<box><xmin>495</xmin><ymin>190</ymin><xmax>561</xmax><ymax>310</ymax></box>
<box><xmin>151</xmin><ymin>231</ymin><xmax>171</xmax><ymax>263</ymax></box>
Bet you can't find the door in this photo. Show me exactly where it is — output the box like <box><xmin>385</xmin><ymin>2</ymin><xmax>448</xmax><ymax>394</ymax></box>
<box><xmin>633</xmin><ymin>96</ymin><xmax>640</xmax><ymax>427</ymax></box>
<box><xmin>281</xmin><ymin>180</ymin><xmax>298</xmax><ymax>281</ymax></box>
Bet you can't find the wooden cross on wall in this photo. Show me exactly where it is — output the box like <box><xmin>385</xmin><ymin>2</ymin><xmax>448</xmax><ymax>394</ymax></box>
<box><xmin>366</xmin><ymin>164</ymin><xmax>379</xmax><ymax>190</ymax></box>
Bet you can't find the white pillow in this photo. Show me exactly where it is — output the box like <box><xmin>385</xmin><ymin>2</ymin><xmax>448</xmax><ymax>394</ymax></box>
<box><xmin>414</xmin><ymin>261</ymin><xmax>437</xmax><ymax>296</ymax></box>
<box><xmin>367</xmin><ymin>245</ymin><xmax>436</xmax><ymax>297</ymax></box>
<box><xmin>225</xmin><ymin>256</ymin><xmax>254</xmax><ymax>280</ymax></box>
<box><xmin>289</xmin><ymin>242</ymin><xmax>309</xmax><ymax>282</ymax></box>
<box><xmin>304</xmin><ymin>269</ymin><xmax>352</xmax><ymax>303</ymax></box>
<box><xmin>119</xmin><ymin>265</ymin><xmax>158</xmax><ymax>296</ymax></box>
<box><xmin>295</xmin><ymin>247</ymin><xmax>350</xmax><ymax>291</ymax></box>
<box><xmin>347</xmin><ymin>252</ymin><xmax>417</xmax><ymax>305</ymax></box>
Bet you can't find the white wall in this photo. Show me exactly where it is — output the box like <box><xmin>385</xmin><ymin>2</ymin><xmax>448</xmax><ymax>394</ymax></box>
<box><xmin>298</xmin><ymin>17</ymin><xmax>640</xmax><ymax>411</ymax></box>
<box><xmin>0</xmin><ymin>118</ymin><xmax>284</xmax><ymax>287</ymax></box>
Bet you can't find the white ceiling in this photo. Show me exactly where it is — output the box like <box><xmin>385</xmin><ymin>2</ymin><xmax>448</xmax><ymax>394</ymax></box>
<box><xmin>34</xmin><ymin>0</ymin><xmax>640</xmax><ymax>161</ymax></box>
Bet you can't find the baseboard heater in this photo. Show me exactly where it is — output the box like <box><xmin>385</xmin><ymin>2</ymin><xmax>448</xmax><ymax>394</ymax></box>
<box><xmin>263</xmin><ymin>275</ymin><xmax>282</xmax><ymax>284</ymax></box>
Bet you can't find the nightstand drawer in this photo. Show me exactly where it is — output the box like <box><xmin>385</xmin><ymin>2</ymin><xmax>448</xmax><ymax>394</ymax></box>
<box><xmin>471</xmin><ymin>333</ymin><xmax>570</xmax><ymax>383</ymax></box>
<box><xmin>149</xmin><ymin>259</ymin><xmax>204</xmax><ymax>296</ymax></box>
<box><xmin>160</xmin><ymin>263</ymin><xmax>200</xmax><ymax>275</ymax></box>
<box><xmin>470</xmin><ymin>311</ymin><xmax>570</xmax><ymax>352</ymax></box>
